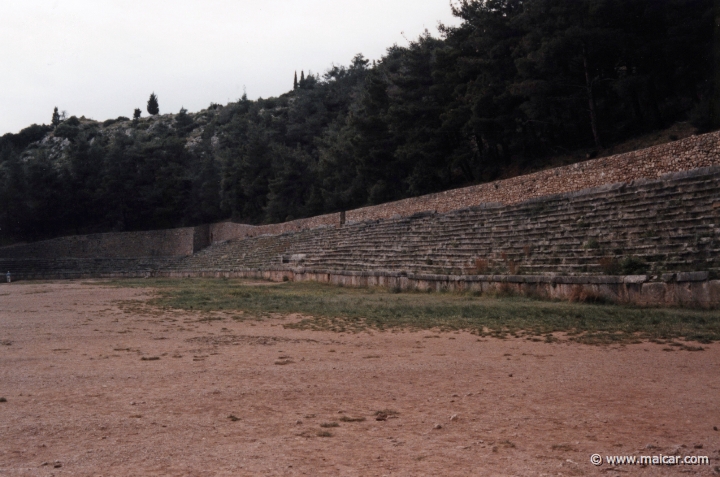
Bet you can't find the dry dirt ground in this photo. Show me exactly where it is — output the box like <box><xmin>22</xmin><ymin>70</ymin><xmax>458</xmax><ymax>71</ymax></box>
<box><xmin>1</xmin><ymin>281</ymin><xmax>719</xmax><ymax>476</ymax></box>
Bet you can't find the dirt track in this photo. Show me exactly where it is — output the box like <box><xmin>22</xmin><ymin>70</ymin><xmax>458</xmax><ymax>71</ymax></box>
<box><xmin>1</xmin><ymin>281</ymin><xmax>718</xmax><ymax>476</ymax></box>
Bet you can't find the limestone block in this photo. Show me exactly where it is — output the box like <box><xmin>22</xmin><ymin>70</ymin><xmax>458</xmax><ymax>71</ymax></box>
<box><xmin>676</xmin><ymin>271</ymin><xmax>709</xmax><ymax>282</ymax></box>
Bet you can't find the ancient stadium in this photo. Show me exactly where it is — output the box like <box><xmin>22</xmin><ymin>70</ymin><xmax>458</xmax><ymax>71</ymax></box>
<box><xmin>3</xmin><ymin>130</ymin><xmax>720</xmax><ymax>306</ymax></box>
<box><xmin>1</xmin><ymin>131</ymin><xmax>719</xmax><ymax>476</ymax></box>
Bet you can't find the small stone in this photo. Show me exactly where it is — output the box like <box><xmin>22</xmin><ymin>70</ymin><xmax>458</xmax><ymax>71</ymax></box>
<box><xmin>296</xmin><ymin>420</ymin><xmax>302</xmax><ymax>425</ymax></box>
<box><xmin>451</xmin><ymin>394</ymin><xmax>459</xmax><ymax>397</ymax></box>
<box><xmin>433</xmin><ymin>424</ymin><xmax>442</xmax><ymax>430</ymax></box>
<box><xmin>714</xmin><ymin>426</ymin><xmax>718</xmax><ymax>431</ymax></box>
<box><xmin>54</xmin><ymin>462</ymin><xmax>62</xmax><ymax>468</ymax></box>
<box><xmin>450</xmin><ymin>414</ymin><xmax>458</xmax><ymax>421</ymax></box>
<box><xmin>508</xmin><ymin>374</ymin><xmax>513</xmax><ymax>377</ymax></box>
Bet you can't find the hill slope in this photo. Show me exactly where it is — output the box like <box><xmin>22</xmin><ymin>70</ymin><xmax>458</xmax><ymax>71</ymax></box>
<box><xmin>0</xmin><ymin>0</ymin><xmax>714</xmax><ymax>244</ymax></box>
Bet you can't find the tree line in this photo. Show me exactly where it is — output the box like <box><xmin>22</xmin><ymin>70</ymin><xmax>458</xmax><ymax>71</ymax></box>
<box><xmin>0</xmin><ymin>0</ymin><xmax>715</xmax><ymax>242</ymax></box>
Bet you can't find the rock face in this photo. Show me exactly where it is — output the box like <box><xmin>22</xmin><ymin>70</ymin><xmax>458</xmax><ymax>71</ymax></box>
<box><xmin>22</xmin><ymin>108</ymin><xmax>221</xmax><ymax>162</ymax></box>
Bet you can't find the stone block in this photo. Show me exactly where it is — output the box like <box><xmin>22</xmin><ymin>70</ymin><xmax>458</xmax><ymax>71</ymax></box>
<box><xmin>676</xmin><ymin>271</ymin><xmax>709</xmax><ymax>282</ymax></box>
<box><xmin>640</xmin><ymin>282</ymin><xmax>666</xmax><ymax>304</ymax></box>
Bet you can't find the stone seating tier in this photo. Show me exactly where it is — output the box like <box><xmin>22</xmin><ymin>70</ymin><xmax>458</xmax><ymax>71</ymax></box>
<box><xmin>2</xmin><ymin>166</ymin><xmax>719</xmax><ymax>282</ymax></box>
<box><xmin>163</xmin><ymin>167</ymin><xmax>720</xmax><ymax>278</ymax></box>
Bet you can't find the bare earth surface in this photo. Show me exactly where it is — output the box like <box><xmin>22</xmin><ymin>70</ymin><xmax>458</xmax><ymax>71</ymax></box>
<box><xmin>1</xmin><ymin>280</ymin><xmax>719</xmax><ymax>476</ymax></box>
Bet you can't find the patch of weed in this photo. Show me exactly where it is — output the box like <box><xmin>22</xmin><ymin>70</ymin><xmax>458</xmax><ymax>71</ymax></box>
<box><xmin>102</xmin><ymin>278</ymin><xmax>720</xmax><ymax>344</ymax></box>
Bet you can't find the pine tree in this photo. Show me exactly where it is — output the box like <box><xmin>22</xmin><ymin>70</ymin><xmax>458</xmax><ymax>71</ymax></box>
<box><xmin>133</xmin><ymin>108</ymin><xmax>141</xmax><ymax>120</ymax></box>
<box><xmin>293</xmin><ymin>71</ymin><xmax>298</xmax><ymax>90</ymax></box>
<box><xmin>147</xmin><ymin>93</ymin><xmax>159</xmax><ymax>115</ymax></box>
<box><xmin>51</xmin><ymin>107</ymin><xmax>61</xmax><ymax>127</ymax></box>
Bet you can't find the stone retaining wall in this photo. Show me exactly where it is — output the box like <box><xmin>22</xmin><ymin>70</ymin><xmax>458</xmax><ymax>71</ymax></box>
<box><xmin>2</xmin><ymin>264</ymin><xmax>716</xmax><ymax>307</ymax></box>
<box><xmin>208</xmin><ymin>222</ymin><xmax>259</xmax><ymax>243</ymax></box>
<box><xmin>0</xmin><ymin>227</ymin><xmax>197</xmax><ymax>259</ymax></box>
<box><xmin>153</xmin><ymin>268</ymin><xmax>720</xmax><ymax>308</ymax></box>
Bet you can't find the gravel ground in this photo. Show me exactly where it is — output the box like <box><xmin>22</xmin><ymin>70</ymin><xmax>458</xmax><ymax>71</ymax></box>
<box><xmin>1</xmin><ymin>280</ymin><xmax>719</xmax><ymax>476</ymax></box>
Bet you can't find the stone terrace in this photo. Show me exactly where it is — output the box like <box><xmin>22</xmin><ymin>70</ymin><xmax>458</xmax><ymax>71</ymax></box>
<box><xmin>165</xmin><ymin>167</ymin><xmax>720</xmax><ymax>279</ymax></box>
<box><xmin>0</xmin><ymin>257</ymin><xmax>181</xmax><ymax>280</ymax></box>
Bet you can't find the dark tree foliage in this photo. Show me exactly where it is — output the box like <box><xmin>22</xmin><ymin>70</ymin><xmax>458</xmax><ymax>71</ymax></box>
<box><xmin>54</xmin><ymin>122</ymin><xmax>80</xmax><ymax>140</ymax></box>
<box><xmin>0</xmin><ymin>124</ymin><xmax>52</xmax><ymax>153</ymax></box>
<box><xmin>52</xmin><ymin>107</ymin><xmax>61</xmax><ymax>127</ymax></box>
<box><xmin>0</xmin><ymin>147</ymin><xmax>29</xmax><ymax>240</ymax></box>
<box><xmin>133</xmin><ymin>108</ymin><xmax>141</xmax><ymax>120</ymax></box>
<box><xmin>174</xmin><ymin>107</ymin><xmax>194</xmax><ymax>136</ymax></box>
<box><xmin>0</xmin><ymin>0</ymin><xmax>713</xmax><ymax>243</ymax></box>
<box><xmin>147</xmin><ymin>93</ymin><xmax>159</xmax><ymax>115</ymax></box>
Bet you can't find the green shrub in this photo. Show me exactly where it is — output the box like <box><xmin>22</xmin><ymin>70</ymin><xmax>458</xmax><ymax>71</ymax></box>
<box><xmin>174</xmin><ymin>107</ymin><xmax>194</xmax><ymax>134</ymax></box>
<box><xmin>598</xmin><ymin>257</ymin><xmax>620</xmax><ymax>275</ymax></box>
<box><xmin>0</xmin><ymin>124</ymin><xmax>52</xmax><ymax>150</ymax></box>
<box><xmin>64</xmin><ymin>116</ymin><xmax>80</xmax><ymax>126</ymax></box>
<box><xmin>584</xmin><ymin>238</ymin><xmax>600</xmax><ymax>249</ymax></box>
<box><xmin>54</xmin><ymin>123</ymin><xmax>80</xmax><ymax>140</ymax></box>
<box><xmin>620</xmin><ymin>256</ymin><xmax>649</xmax><ymax>275</ymax></box>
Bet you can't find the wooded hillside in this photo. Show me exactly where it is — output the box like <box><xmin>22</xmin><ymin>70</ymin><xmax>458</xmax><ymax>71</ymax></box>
<box><xmin>0</xmin><ymin>0</ymin><xmax>715</xmax><ymax>243</ymax></box>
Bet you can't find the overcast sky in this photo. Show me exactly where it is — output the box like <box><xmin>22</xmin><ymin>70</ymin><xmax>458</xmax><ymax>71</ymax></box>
<box><xmin>0</xmin><ymin>0</ymin><xmax>462</xmax><ymax>135</ymax></box>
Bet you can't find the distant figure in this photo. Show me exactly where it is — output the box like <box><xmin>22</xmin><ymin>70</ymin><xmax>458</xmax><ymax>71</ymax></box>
<box><xmin>6</xmin><ymin>271</ymin><xmax>10</xmax><ymax>283</ymax></box>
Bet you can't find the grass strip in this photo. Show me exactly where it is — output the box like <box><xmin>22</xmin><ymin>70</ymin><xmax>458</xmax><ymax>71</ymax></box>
<box><xmin>105</xmin><ymin>278</ymin><xmax>720</xmax><ymax>344</ymax></box>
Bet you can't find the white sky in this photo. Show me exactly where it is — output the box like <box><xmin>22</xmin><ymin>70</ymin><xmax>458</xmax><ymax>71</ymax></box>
<box><xmin>0</xmin><ymin>0</ymin><xmax>462</xmax><ymax>135</ymax></box>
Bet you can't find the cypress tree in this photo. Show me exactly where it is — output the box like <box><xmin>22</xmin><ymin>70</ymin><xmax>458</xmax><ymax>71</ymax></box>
<box><xmin>293</xmin><ymin>71</ymin><xmax>298</xmax><ymax>90</ymax></box>
<box><xmin>51</xmin><ymin>107</ymin><xmax>60</xmax><ymax>127</ymax></box>
<box><xmin>300</xmin><ymin>70</ymin><xmax>305</xmax><ymax>87</ymax></box>
<box><xmin>147</xmin><ymin>93</ymin><xmax>159</xmax><ymax>115</ymax></box>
